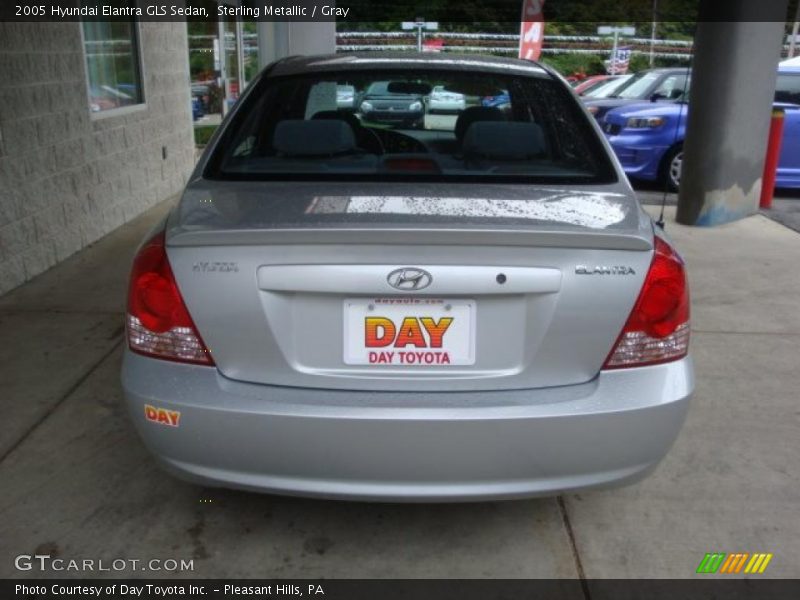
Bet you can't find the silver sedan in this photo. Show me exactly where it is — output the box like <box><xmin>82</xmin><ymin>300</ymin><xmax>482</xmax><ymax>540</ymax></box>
<box><xmin>122</xmin><ymin>53</ymin><xmax>693</xmax><ymax>501</ymax></box>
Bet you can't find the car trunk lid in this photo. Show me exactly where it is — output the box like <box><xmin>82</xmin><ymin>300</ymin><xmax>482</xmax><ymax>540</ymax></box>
<box><xmin>165</xmin><ymin>180</ymin><xmax>653</xmax><ymax>392</ymax></box>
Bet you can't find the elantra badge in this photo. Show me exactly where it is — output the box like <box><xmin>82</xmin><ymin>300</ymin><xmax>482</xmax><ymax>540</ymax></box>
<box><xmin>575</xmin><ymin>265</ymin><xmax>636</xmax><ymax>275</ymax></box>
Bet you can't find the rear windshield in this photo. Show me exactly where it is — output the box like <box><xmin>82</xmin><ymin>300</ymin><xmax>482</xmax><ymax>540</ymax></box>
<box><xmin>206</xmin><ymin>69</ymin><xmax>616</xmax><ymax>184</ymax></box>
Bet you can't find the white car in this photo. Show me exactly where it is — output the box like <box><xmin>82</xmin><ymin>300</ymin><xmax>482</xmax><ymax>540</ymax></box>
<box><xmin>336</xmin><ymin>84</ymin><xmax>355</xmax><ymax>109</ymax></box>
<box><xmin>428</xmin><ymin>85</ymin><xmax>466</xmax><ymax>113</ymax></box>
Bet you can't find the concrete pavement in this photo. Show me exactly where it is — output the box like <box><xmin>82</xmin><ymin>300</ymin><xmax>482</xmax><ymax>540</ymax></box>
<box><xmin>637</xmin><ymin>186</ymin><xmax>800</xmax><ymax>235</ymax></box>
<box><xmin>569</xmin><ymin>206</ymin><xmax>800</xmax><ymax>578</ymax></box>
<box><xmin>763</xmin><ymin>194</ymin><xmax>800</xmax><ymax>234</ymax></box>
<box><xmin>0</xmin><ymin>199</ymin><xmax>798</xmax><ymax>580</ymax></box>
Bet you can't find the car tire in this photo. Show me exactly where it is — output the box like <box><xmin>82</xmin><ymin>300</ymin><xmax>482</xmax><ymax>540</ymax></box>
<box><xmin>660</xmin><ymin>144</ymin><xmax>683</xmax><ymax>192</ymax></box>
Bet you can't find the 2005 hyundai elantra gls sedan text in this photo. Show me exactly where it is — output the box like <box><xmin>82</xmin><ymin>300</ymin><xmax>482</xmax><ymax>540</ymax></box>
<box><xmin>121</xmin><ymin>54</ymin><xmax>693</xmax><ymax>501</ymax></box>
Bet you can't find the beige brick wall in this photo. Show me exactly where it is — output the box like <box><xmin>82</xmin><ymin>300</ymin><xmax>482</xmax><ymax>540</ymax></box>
<box><xmin>0</xmin><ymin>22</ymin><xmax>195</xmax><ymax>295</ymax></box>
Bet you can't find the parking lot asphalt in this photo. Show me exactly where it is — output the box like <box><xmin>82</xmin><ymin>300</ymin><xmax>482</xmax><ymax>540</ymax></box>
<box><xmin>0</xmin><ymin>196</ymin><xmax>798</xmax><ymax>580</ymax></box>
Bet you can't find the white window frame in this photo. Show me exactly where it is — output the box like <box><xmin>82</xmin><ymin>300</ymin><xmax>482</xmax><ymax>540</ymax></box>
<box><xmin>79</xmin><ymin>19</ymin><xmax>148</xmax><ymax>120</ymax></box>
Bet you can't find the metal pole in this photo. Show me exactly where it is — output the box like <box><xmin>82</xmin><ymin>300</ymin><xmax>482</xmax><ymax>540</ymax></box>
<box><xmin>217</xmin><ymin>18</ymin><xmax>227</xmax><ymax>117</ymax></box>
<box><xmin>417</xmin><ymin>24</ymin><xmax>423</xmax><ymax>52</ymax></box>
<box><xmin>760</xmin><ymin>108</ymin><xmax>785</xmax><ymax>209</ymax></box>
<box><xmin>611</xmin><ymin>30</ymin><xmax>619</xmax><ymax>75</ymax></box>
<box><xmin>789</xmin><ymin>1</ymin><xmax>800</xmax><ymax>57</ymax></box>
<box><xmin>236</xmin><ymin>19</ymin><xmax>245</xmax><ymax>91</ymax></box>
<box><xmin>650</xmin><ymin>0</ymin><xmax>658</xmax><ymax>66</ymax></box>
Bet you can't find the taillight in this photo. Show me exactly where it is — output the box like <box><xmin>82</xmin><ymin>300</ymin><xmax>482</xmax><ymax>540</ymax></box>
<box><xmin>603</xmin><ymin>236</ymin><xmax>690</xmax><ymax>369</ymax></box>
<box><xmin>126</xmin><ymin>230</ymin><xmax>214</xmax><ymax>365</ymax></box>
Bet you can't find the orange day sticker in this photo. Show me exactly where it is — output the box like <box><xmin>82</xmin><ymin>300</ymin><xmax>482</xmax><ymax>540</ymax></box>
<box><xmin>144</xmin><ymin>404</ymin><xmax>181</xmax><ymax>427</ymax></box>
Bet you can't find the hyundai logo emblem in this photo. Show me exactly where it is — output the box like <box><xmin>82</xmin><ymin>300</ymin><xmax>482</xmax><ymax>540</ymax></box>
<box><xmin>387</xmin><ymin>268</ymin><xmax>432</xmax><ymax>291</ymax></box>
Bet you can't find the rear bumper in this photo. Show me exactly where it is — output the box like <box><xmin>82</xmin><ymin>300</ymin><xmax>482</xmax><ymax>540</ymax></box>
<box><xmin>121</xmin><ymin>350</ymin><xmax>693</xmax><ymax>502</ymax></box>
<box><xmin>776</xmin><ymin>168</ymin><xmax>800</xmax><ymax>189</ymax></box>
<box><xmin>361</xmin><ymin>110</ymin><xmax>423</xmax><ymax>125</ymax></box>
<box><xmin>429</xmin><ymin>102</ymin><xmax>465</xmax><ymax>113</ymax></box>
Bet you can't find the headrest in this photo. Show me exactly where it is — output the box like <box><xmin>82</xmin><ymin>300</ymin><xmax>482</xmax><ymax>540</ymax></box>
<box><xmin>462</xmin><ymin>122</ymin><xmax>546</xmax><ymax>160</ymax></box>
<box><xmin>312</xmin><ymin>110</ymin><xmax>362</xmax><ymax>130</ymax></box>
<box><xmin>454</xmin><ymin>106</ymin><xmax>506</xmax><ymax>143</ymax></box>
<box><xmin>273</xmin><ymin>120</ymin><xmax>356</xmax><ymax>156</ymax></box>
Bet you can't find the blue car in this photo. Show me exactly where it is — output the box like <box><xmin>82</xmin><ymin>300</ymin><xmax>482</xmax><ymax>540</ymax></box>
<box><xmin>601</xmin><ymin>100</ymin><xmax>688</xmax><ymax>191</ymax></box>
<box><xmin>481</xmin><ymin>91</ymin><xmax>510</xmax><ymax>109</ymax></box>
<box><xmin>602</xmin><ymin>66</ymin><xmax>800</xmax><ymax>191</ymax></box>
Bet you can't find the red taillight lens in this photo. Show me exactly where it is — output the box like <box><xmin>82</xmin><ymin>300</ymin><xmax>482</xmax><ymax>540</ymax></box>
<box><xmin>126</xmin><ymin>231</ymin><xmax>214</xmax><ymax>365</ymax></box>
<box><xmin>603</xmin><ymin>236</ymin><xmax>690</xmax><ymax>369</ymax></box>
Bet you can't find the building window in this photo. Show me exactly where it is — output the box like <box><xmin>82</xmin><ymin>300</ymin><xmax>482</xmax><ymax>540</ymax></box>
<box><xmin>82</xmin><ymin>20</ymin><xmax>144</xmax><ymax>113</ymax></box>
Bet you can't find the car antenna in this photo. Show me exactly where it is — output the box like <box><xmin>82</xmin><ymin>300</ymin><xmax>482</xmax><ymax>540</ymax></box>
<box><xmin>657</xmin><ymin>52</ymin><xmax>694</xmax><ymax>230</ymax></box>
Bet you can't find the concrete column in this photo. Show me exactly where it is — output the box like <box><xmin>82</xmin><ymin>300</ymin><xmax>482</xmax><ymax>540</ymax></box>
<box><xmin>677</xmin><ymin>19</ymin><xmax>787</xmax><ymax>226</ymax></box>
<box><xmin>257</xmin><ymin>21</ymin><xmax>336</xmax><ymax>68</ymax></box>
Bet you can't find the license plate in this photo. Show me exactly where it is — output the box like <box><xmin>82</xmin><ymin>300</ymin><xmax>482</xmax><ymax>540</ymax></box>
<box><xmin>343</xmin><ymin>298</ymin><xmax>476</xmax><ymax>366</ymax></box>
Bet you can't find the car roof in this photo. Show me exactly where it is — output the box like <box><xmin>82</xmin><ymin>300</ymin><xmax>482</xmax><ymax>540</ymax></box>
<box><xmin>638</xmin><ymin>68</ymin><xmax>691</xmax><ymax>75</ymax></box>
<box><xmin>267</xmin><ymin>52</ymin><xmax>551</xmax><ymax>78</ymax></box>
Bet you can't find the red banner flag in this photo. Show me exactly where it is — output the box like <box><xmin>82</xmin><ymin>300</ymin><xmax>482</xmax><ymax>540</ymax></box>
<box><xmin>519</xmin><ymin>0</ymin><xmax>545</xmax><ymax>61</ymax></box>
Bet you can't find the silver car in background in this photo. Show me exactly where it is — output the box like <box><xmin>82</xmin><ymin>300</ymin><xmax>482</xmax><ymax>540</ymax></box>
<box><xmin>122</xmin><ymin>53</ymin><xmax>693</xmax><ymax>501</ymax></box>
